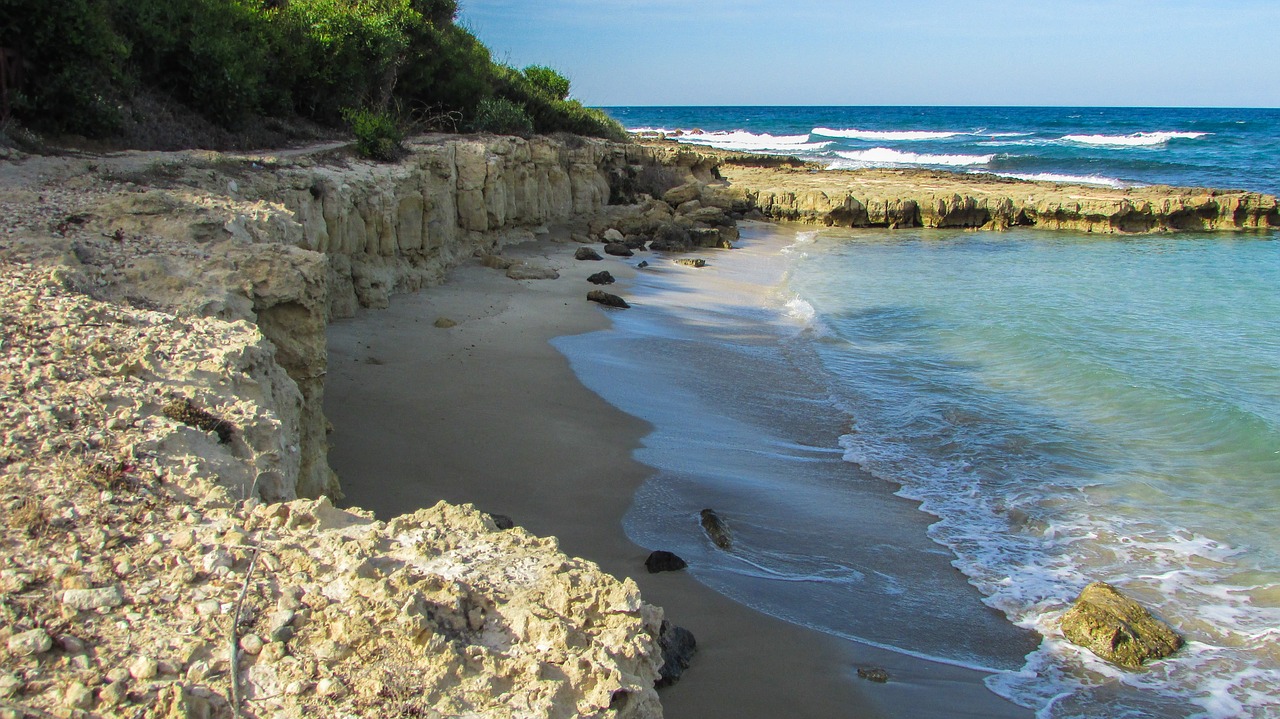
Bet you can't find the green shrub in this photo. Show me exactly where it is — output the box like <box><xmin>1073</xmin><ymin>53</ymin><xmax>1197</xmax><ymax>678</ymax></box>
<box><xmin>470</xmin><ymin>98</ymin><xmax>533</xmax><ymax>137</ymax></box>
<box><xmin>342</xmin><ymin>107</ymin><xmax>404</xmax><ymax>161</ymax></box>
<box><xmin>521</xmin><ymin>65</ymin><xmax>570</xmax><ymax>101</ymax></box>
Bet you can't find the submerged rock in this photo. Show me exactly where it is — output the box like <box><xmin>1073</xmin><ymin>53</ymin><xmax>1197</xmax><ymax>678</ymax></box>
<box><xmin>644</xmin><ymin>551</ymin><xmax>688</xmax><ymax>574</ymax></box>
<box><xmin>655</xmin><ymin>620</ymin><xmax>697</xmax><ymax>688</ymax></box>
<box><xmin>1060</xmin><ymin>581</ymin><xmax>1184</xmax><ymax>668</ymax></box>
<box><xmin>675</xmin><ymin>258</ymin><xmax>706</xmax><ymax>268</ymax></box>
<box><xmin>587</xmin><ymin>271</ymin><xmax>616</xmax><ymax>285</ymax></box>
<box><xmin>575</xmin><ymin>247</ymin><xmax>603</xmax><ymax>261</ymax></box>
<box><xmin>588</xmin><ymin>290</ymin><xmax>630</xmax><ymax>309</ymax></box>
<box><xmin>699</xmin><ymin>509</ymin><xmax>732</xmax><ymax>550</ymax></box>
<box><xmin>856</xmin><ymin>667</ymin><xmax>890</xmax><ymax>683</ymax></box>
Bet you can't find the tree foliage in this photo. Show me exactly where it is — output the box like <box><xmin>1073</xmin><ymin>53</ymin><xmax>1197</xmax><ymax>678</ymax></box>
<box><xmin>0</xmin><ymin>0</ymin><xmax>624</xmax><ymax>142</ymax></box>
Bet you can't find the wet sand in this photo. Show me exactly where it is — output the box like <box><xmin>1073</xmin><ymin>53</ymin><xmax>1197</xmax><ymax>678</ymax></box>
<box><xmin>323</xmin><ymin>230</ymin><xmax>1033</xmax><ymax>718</ymax></box>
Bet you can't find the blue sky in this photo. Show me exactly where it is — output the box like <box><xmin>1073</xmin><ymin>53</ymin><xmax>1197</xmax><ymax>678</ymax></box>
<box><xmin>458</xmin><ymin>0</ymin><xmax>1280</xmax><ymax>107</ymax></box>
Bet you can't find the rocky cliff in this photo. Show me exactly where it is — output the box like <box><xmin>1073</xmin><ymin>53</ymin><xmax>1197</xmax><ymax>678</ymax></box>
<box><xmin>0</xmin><ymin>134</ymin><xmax>698</xmax><ymax>718</ymax></box>
<box><xmin>0</xmin><ymin>135</ymin><xmax>708</xmax><ymax>502</ymax></box>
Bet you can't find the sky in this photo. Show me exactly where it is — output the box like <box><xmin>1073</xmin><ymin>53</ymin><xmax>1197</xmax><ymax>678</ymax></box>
<box><xmin>457</xmin><ymin>0</ymin><xmax>1280</xmax><ymax>108</ymax></box>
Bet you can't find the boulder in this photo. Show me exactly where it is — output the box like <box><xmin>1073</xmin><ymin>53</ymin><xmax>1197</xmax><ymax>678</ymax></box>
<box><xmin>688</xmin><ymin>228</ymin><xmax>723</xmax><ymax>248</ymax></box>
<box><xmin>699</xmin><ymin>509</ymin><xmax>732</xmax><ymax>550</ymax></box>
<box><xmin>675</xmin><ymin>200</ymin><xmax>702</xmax><ymax>214</ymax></box>
<box><xmin>587</xmin><ymin>290</ymin><xmax>630</xmax><ymax>309</ymax></box>
<box><xmin>604</xmin><ymin>243</ymin><xmax>634</xmax><ymax>257</ymax></box>
<box><xmin>663</xmin><ymin>182</ymin><xmax>704</xmax><ymax>207</ymax></box>
<box><xmin>623</xmin><ymin>235</ymin><xmax>649</xmax><ymax>251</ymax></box>
<box><xmin>587</xmin><ymin>271</ymin><xmax>616</xmax><ymax>285</ymax></box>
<box><xmin>645</xmin><ymin>551</ymin><xmax>688</xmax><ymax>574</ymax></box>
<box><xmin>603</xmin><ymin>228</ymin><xmax>625</xmax><ymax>242</ymax></box>
<box><xmin>655</xmin><ymin>620</ymin><xmax>697</xmax><ymax>688</ymax></box>
<box><xmin>575</xmin><ymin>247</ymin><xmax>603</xmax><ymax>261</ymax></box>
<box><xmin>648</xmin><ymin>224</ymin><xmax>692</xmax><ymax>253</ymax></box>
<box><xmin>506</xmin><ymin>264</ymin><xmax>560</xmax><ymax>281</ymax></box>
<box><xmin>1060</xmin><ymin>582</ymin><xmax>1184</xmax><ymax>668</ymax></box>
<box><xmin>687</xmin><ymin>206</ymin><xmax>734</xmax><ymax>227</ymax></box>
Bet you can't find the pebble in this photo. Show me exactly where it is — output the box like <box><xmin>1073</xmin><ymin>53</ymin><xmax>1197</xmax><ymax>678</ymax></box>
<box><xmin>0</xmin><ymin>672</ymin><xmax>22</xmax><ymax>698</ymax></box>
<box><xmin>316</xmin><ymin>677</ymin><xmax>347</xmax><ymax>698</ymax></box>
<box><xmin>63</xmin><ymin>585</ymin><xmax>125</xmax><ymax>611</ymax></box>
<box><xmin>128</xmin><ymin>655</ymin><xmax>158</xmax><ymax>681</ymax></box>
<box><xmin>99</xmin><ymin>679</ymin><xmax>128</xmax><ymax>707</ymax></box>
<box><xmin>239</xmin><ymin>633</ymin><xmax>264</xmax><ymax>655</ymax></box>
<box><xmin>7</xmin><ymin>628</ymin><xmax>53</xmax><ymax>656</ymax></box>
<box><xmin>64</xmin><ymin>681</ymin><xmax>95</xmax><ymax>709</ymax></box>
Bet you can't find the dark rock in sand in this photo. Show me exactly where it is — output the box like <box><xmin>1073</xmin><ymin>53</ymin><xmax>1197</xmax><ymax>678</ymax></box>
<box><xmin>623</xmin><ymin>235</ymin><xmax>649</xmax><ymax>251</ymax></box>
<box><xmin>587</xmin><ymin>271</ymin><xmax>616</xmax><ymax>285</ymax></box>
<box><xmin>636</xmin><ymin>261</ymin><xmax>650</xmax><ymax>269</ymax></box>
<box><xmin>575</xmin><ymin>247</ymin><xmax>603</xmax><ymax>261</ymax></box>
<box><xmin>487</xmin><ymin>513</ymin><xmax>515</xmax><ymax>530</ymax></box>
<box><xmin>699</xmin><ymin>509</ymin><xmax>732</xmax><ymax>550</ymax></box>
<box><xmin>675</xmin><ymin>258</ymin><xmax>706</xmax><ymax>268</ymax></box>
<box><xmin>857</xmin><ymin>667</ymin><xmax>890</xmax><ymax>683</ymax></box>
<box><xmin>655</xmin><ymin>620</ymin><xmax>697</xmax><ymax>688</ymax></box>
<box><xmin>587</xmin><ymin>290</ymin><xmax>630</xmax><ymax>309</ymax></box>
<box><xmin>1060</xmin><ymin>582</ymin><xmax>1183</xmax><ymax>668</ymax></box>
<box><xmin>645</xmin><ymin>551</ymin><xmax>688</xmax><ymax>574</ymax></box>
<box><xmin>604</xmin><ymin>242</ymin><xmax>634</xmax><ymax>257</ymax></box>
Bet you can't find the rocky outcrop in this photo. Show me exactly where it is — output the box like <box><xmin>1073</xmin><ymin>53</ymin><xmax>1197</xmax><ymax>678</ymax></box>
<box><xmin>0</xmin><ymin>263</ymin><xmax>667</xmax><ymax>719</ymax></box>
<box><xmin>1060</xmin><ymin>582</ymin><xmax>1184</xmax><ymax>668</ymax></box>
<box><xmin>0</xmin><ymin>135</ymin><xmax>721</xmax><ymax>502</ymax></box>
<box><xmin>717</xmin><ymin>163</ymin><xmax>1279</xmax><ymax>233</ymax></box>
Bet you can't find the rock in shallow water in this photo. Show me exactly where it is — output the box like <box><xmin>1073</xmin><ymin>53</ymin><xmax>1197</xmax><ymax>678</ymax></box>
<box><xmin>587</xmin><ymin>290</ymin><xmax>629</xmax><ymax>309</ymax></box>
<box><xmin>575</xmin><ymin>247</ymin><xmax>603</xmax><ymax>261</ymax></box>
<box><xmin>1060</xmin><ymin>581</ymin><xmax>1184</xmax><ymax>668</ymax></box>
<box><xmin>644</xmin><ymin>551</ymin><xmax>688</xmax><ymax>574</ymax></box>
<box><xmin>699</xmin><ymin>509</ymin><xmax>732</xmax><ymax>550</ymax></box>
<box><xmin>587</xmin><ymin>271</ymin><xmax>615</xmax><ymax>285</ymax></box>
<box><xmin>604</xmin><ymin>242</ymin><xmax>634</xmax><ymax>257</ymax></box>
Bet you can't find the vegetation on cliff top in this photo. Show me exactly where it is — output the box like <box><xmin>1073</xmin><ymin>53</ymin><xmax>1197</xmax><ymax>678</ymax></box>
<box><xmin>0</xmin><ymin>0</ymin><xmax>625</xmax><ymax>148</ymax></box>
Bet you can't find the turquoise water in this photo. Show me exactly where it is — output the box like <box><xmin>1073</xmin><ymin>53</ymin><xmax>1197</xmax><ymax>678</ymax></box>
<box><xmin>604</xmin><ymin>106</ymin><xmax>1280</xmax><ymax>195</ymax></box>
<box><xmin>556</xmin><ymin>225</ymin><xmax>1280</xmax><ymax>718</ymax></box>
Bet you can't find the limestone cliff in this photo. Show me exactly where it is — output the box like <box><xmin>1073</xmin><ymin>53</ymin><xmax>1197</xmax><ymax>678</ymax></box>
<box><xmin>0</xmin><ymin>135</ymin><xmax>705</xmax><ymax>501</ymax></box>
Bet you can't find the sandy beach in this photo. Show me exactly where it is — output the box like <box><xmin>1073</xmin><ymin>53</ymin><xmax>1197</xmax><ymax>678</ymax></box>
<box><xmin>324</xmin><ymin>227</ymin><xmax>1034</xmax><ymax>718</ymax></box>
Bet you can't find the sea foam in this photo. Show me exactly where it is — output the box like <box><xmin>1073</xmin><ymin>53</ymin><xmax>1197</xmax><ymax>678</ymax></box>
<box><xmin>832</xmin><ymin>148</ymin><xmax>995</xmax><ymax>168</ymax></box>
<box><xmin>671</xmin><ymin>130</ymin><xmax>832</xmax><ymax>153</ymax></box>
<box><xmin>1061</xmin><ymin>131</ymin><xmax>1210</xmax><ymax>147</ymax></box>
<box><xmin>813</xmin><ymin>127</ymin><xmax>964</xmax><ymax>141</ymax></box>
<box><xmin>989</xmin><ymin>171</ymin><xmax>1133</xmax><ymax>188</ymax></box>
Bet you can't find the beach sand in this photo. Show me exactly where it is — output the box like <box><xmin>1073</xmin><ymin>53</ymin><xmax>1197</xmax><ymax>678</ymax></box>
<box><xmin>324</xmin><ymin>228</ymin><xmax>1034</xmax><ymax>718</ymax></box>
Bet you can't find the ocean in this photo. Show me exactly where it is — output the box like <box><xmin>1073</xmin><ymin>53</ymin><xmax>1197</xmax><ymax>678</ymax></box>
<box><xmin>605</xmin><ymin>106</ymin><xmax>1280</xmax><ymax>196</ymax></box>
<box><xmin>555</xmin><ymin>108</ymin><xmax>1280</xmax><ymax>718</ymax></box>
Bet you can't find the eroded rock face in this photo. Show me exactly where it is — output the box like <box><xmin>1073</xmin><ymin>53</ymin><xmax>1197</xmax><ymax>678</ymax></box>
<box><xmin>1060</xmin><ymin>582</ymin><xmax>1184</xmax><ymax>668</ymax></box>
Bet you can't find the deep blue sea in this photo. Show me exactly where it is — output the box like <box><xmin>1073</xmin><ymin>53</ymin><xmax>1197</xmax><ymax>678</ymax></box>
<box><xmin>555</xmin><ymin>108</ymin><xmax>1280</xmax><ymax>717</ymax></box>
<box><xmin>604</xmin><ymin>106</ymin><xmax>1280</xmax><ymax>196</ymax></box>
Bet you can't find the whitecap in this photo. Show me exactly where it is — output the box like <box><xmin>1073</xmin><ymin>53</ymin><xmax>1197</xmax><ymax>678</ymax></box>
<box><xmin>1060</xmin><ymin>131</ymin><xmax>1210</xmax><ymax>147</ymax></box>
<box><xmin>830</xmin><ymin>147</ymin><xmax>995</xmax><ymax>168</ymax></box>
<box><xmin>988</xmin><ymin>171</ymin><xmax>1135</xmax><ymax>188</ymax></box>
<box><xmin>671</xmin><ymin>130</ymin><xmax>832</xmax><ymax>153</ymax></box>
<box><xmin>813</xmin><ymin>127</ymin><xmax>964</xmax><ymax>141</ymax></box>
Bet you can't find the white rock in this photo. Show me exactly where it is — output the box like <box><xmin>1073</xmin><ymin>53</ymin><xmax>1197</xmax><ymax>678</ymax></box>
<box><xmin>62</xmin><ymin>585</ymin><xmax>124</xmax><ymax>611</ymax></box>
<box><xmin>239</xmin><ymin>634</ymin><xmax>264</xmax><ymax>655</ymax></box>
<box><xmin>128</xmin><ymin>655</ymin><xmax>158</xmax><ymax>681</ymax></box>
<box><xmin>7</xmin><ymin>628</ymin><xmax>53</xmax><ymax>656</ymax></box>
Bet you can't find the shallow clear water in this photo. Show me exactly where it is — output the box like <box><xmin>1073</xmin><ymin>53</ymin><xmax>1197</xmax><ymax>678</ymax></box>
<box><xmin>556</xmin><ymin>225</ymin><xmax>1280</xmax><ymax>718</ymax></box>
<box><xmin>603</xmin><ymin>106</ymin><xmax>1280</xmax><ymax>195</ymax></box>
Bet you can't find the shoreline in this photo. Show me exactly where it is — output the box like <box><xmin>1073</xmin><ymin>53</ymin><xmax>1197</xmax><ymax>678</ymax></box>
<box><xmin>323</xmin><ymin>227</ymin><xmax>1034</xmax><ymax>718</ymax></box>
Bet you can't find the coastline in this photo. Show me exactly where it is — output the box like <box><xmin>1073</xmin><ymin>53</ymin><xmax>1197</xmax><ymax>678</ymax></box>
<box><xmin>323</xmin><ymin>229</ymin><xmax>1034</xmax><ymax>718</ymax></box>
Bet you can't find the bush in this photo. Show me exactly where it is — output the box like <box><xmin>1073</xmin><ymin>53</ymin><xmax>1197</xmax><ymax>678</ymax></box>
<box><xmin>521</xmin><ymin>65</ymin><xmax>570</xmax><ymax>101</ymax></box>
<box><xmin>470</xmin><ymin>98</ymin><xmax>533</xmax><ymax>137</ymax></box>
<box><xmin>343</xmin><ymin>107</ymin><xmax>404</xmax><ymax>161</ymax></box>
